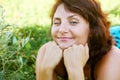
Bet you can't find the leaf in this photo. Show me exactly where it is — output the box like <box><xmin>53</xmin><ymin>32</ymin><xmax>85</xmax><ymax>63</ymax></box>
<box><xmin>12</xmin><ymin>36</ymin><xmax>17</xmax><ymax>44</ymax></box>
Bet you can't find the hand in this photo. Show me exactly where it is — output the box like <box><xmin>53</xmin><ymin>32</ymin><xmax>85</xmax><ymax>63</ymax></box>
<box><xmin>63</xmin><ymin>44</ymin><xmax>89</xmax><ymax>80</ymax></box>
<box><xmin>40</xmin><ymin>41</ymin><xmax>62</xmax><ymax>70</ymax></box>
<box><xmin>63</xmin><ymin>44</ymin><xmax>89</xmax><ymax>71</ymax></box>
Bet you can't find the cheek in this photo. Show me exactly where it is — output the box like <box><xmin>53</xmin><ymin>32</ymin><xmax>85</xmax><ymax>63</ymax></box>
<box><xmin>51</xmin><ymin>27</ymin><xmax>57</xmax><ymax>37</ymax></box>
<box><xmin>73</xmin><ymin>29</ymin><xmax>89</xmax><ymax>44</ymax></box>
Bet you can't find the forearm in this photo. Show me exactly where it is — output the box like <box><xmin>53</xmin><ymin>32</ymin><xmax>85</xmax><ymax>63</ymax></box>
<box><xmin>37</xmin><ymin>68</ymin><xmax>53</xmax><ymax>80</ymax></box>
<box><xmin>67</xmin><ymin>67</ymin><xmax>85</xmax><ymax>80</ymax></box>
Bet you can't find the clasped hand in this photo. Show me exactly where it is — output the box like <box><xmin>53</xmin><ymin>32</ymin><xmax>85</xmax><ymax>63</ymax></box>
<box><xmin>40</xmin><ymin>41</ymin><xmax>89</xmax><ymax>71</ymax></box>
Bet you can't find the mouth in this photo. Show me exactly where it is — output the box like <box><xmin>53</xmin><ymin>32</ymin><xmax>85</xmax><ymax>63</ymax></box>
<box><xmin>55</xmin><ymin>37</ymin><xmax>76</xmax><ymax>49</ymax></box>
<box><xmin>57</xmin><ymin>37</ymin><xmax>74</xmax><ymax>42</ymax></box>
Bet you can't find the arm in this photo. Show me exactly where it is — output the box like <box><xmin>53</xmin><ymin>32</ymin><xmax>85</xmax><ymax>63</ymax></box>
<box><xmin>36</xmin><ymin>41</ymin><xmax>62</xmax><ymax>80</ymax></box>
<box><xmin>67</xmin><ymin>67</ymin><xmax>85</xmax><ymax>80</ymax></box>
<box><xmin>36</xmin><ymin>43</ymin><xmax>53</xmax><ymax>80</ymax></box>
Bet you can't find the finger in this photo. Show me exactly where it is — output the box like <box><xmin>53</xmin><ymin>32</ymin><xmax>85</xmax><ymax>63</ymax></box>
<box><xmin>85</xmin><ymin>43</ymin><xmax>89</xmax><ymax>58</ymax></box>
<box><xmin>44</xmin><ymin>41</ymin><xmax>62</xmax><ymax>58</ymax></box>
<box><xmin>46</xmin><ymin>41</ymin><xmax>60</xmax><ymax>50</ymax></box>
<box><xmin>47</xmin><ymin>41</ymin><xmax>56</xmax><ymax>46</ymax></box>
<box><xmin>64</xmin><ymin>46</ymin><xmax>72</xmax><ymax>54</ymax></box>
<box><xmin>85</xmin><ymin>43</ymin><xmax>89</xmax><ymax>52</ymax></box>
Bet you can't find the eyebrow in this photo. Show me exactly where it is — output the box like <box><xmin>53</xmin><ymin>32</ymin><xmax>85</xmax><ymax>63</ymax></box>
<box><xmin>53</xmin><ymin>14</ymin><xmax>79</xmax><ymax>20</ymax></box>
<box><xmin>68</xmin><ymin>14</ymin><xmax>79</xmax><ymax>18</ymax></box>
<box><xmin>53</xmin><ymin>17</ymin><xmax>60</xmax><ymax>20</ymax></box>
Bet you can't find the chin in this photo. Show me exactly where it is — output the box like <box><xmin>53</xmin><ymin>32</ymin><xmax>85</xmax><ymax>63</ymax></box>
<box><xmin>58</xmin><ymin>44</ymin><xmax>73</xmax><ymax>50</ymax></box>
<box><xmin>55</xmin><ymin>40</ymin><xmax>76</xmax><ymax>49</ymax></box>
<box><xmin>59</xmin><ymin>46</ymin><xmax>68</xmax><ymax>50</ymax></box>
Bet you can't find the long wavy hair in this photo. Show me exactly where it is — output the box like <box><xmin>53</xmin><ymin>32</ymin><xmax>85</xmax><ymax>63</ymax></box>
<box><xmin>50</xmin><ymin>0</ymin><xmax>113</xmax><ymax>79</ymax></box>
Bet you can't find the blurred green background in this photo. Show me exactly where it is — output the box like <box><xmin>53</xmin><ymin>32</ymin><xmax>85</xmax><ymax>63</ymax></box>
<box><xmin>0</xmin><ymin>0</ymin><xmax>120</xmax><ymax>26</ymax></box>
<box><xmin>0</xmin><ymin>0</ymin><xmax>54</xmax><ymax>26</ymax></box>
<box><xmin>0</xmin><ymin>0</ymin><xmax>120</xmax><ymax>80</ymax></box>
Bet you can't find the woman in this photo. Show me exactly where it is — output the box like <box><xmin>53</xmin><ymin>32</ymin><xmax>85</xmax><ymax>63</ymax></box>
<box><xmin>36</xmin><ymin>0</ymin><xmax>120</xmax><ymax>80</ymax></box>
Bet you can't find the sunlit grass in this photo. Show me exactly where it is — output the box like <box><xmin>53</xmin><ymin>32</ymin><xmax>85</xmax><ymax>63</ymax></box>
<box><xmin>99</xmin><ymin>0</ymin><xmax>120</xmax><ymax>25</ymax></box>
<box><xmin>100</xmin><ymin>0</ymin><xmax>120</xmax><ymax>11</ymax></box>
<box><xmin>0</xmin><ymin>0</ymin><xmax>120</xmax><ymax>27</ymax></box>
<box><xmin>0</xmin><ymin>0</ymin><xmax>55</xmax><ymax>27</ymax></box>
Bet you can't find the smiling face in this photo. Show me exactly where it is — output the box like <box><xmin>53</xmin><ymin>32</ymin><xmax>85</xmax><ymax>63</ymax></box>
<box><xmin>51</xmin><ymin>4</ymin><xmax>90</xmax><ymax>49</ymax></box>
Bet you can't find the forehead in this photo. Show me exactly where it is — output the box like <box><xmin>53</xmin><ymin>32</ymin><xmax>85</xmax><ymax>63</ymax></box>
<box><xmin>53</xmin><ymin>4</ymin><xmax>79</xmax><ymax>18</ymax></box>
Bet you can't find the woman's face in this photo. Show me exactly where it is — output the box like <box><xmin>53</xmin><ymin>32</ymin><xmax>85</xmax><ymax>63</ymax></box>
<box><xmin>51</xmin><ymin>4</ymin><xmax>90</xmax><ymax>49</ymax></box>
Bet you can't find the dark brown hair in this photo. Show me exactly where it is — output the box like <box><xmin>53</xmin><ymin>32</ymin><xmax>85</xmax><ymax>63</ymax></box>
<box><xmin>50</xmin><ymin>0</ymin><xmax>113</xmax><ymax>79</ymax></box>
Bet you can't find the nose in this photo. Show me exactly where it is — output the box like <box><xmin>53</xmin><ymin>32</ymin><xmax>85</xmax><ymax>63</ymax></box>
<box><xmin>58</xmin><ymin>24</ymin><xmax>69</xmax><ymax>34</ymax></box>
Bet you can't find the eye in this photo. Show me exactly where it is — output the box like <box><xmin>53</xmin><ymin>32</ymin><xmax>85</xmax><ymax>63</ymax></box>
<box><xmin>69</xmin><ymin>19</ymin><xmax>79</xmax><ymax>26</ymax></box>
<box><xmin>53</xmin><ymin>19</ymin><xmax>61</xmax><ymax>26</ymax></box>
<box><xmin>70</xmin><ymin>21</ymin><xmax>78</xmax><ymax>25</ymax></box>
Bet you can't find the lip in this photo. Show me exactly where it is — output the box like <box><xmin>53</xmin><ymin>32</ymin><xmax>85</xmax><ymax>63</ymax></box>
<box><xmin>57</xmin><ymin>37</ymin><xmax>74</xmax><ymax>41</ymax></box>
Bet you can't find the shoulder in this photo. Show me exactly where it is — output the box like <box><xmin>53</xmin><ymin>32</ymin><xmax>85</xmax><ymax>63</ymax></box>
<box><xmin>97</xmin><ymin>46</ymin><xmax>120</xmax><ymax>66</ymax></box>
<box><xmin>97</xmin><ymin>46</ymin><xmax>120</xmax><ymax>65</ymax></box>
<box><xmin>106</xmin><ymin>46</ymin><xmax>120</xmax><ymax>62</ymax></box>
<box><xmin>95</xmin><ymin>46</ymin><xmax>120</xmax><ymax>80</ymax></box>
